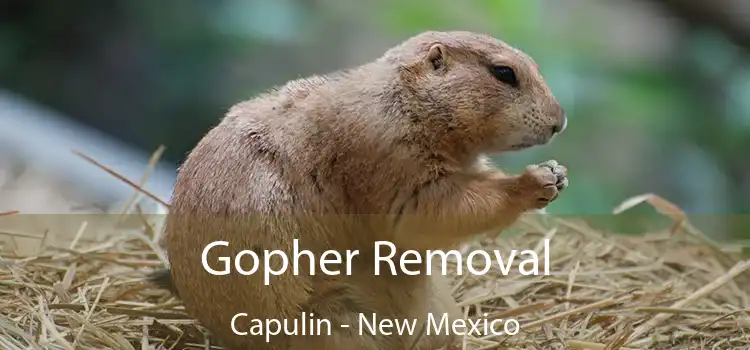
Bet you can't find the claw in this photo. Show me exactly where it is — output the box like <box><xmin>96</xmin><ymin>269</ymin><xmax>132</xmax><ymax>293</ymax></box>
<box><xmin>542</xmin><ymin>159</ymin><xmax>558</xmax><ymax>168</ymax></box>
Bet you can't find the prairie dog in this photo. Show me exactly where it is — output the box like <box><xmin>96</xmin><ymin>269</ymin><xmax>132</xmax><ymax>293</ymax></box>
<box><xmin>151</xmin><ymin>31</ymin><xmax>568</xmax><ymax>350</ymax></box>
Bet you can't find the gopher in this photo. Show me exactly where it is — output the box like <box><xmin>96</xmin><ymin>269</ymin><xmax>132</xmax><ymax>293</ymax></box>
<box><xmin>150</xmin><ymin>30</ymin><xmax>568</xmax><ymax>350</ymax></box>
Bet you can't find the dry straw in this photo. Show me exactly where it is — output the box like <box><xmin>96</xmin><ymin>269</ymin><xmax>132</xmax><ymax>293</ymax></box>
<box><xmin>1</xmin><ymin>149</ymin><xmax>749</xmax><ymax>349</ymax></box>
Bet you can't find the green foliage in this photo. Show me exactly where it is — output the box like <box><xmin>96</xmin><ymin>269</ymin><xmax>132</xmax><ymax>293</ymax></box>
<box><xmin>375</xmin><ymin>0</ymin><xmax>462</xmax><ymax>35</ymax></box>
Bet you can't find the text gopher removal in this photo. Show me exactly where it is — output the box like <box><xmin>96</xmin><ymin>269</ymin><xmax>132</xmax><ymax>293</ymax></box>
<box><xmin>201</xmin><ymin>238</ymin><xmax>551</xmax><ymax>285</ymax></box>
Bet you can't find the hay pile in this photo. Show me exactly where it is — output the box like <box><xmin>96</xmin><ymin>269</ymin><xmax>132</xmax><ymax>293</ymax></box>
<box><xmin>1</xmin><ymin>198</ymin><xmax>749</xmax><ymax>350</ymax></box>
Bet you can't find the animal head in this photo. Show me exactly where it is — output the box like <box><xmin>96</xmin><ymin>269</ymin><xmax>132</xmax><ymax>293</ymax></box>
<box><xmin>381</xmin><ymin>31</ymin><xmax>567</xmax><ymax>155</ymax></box>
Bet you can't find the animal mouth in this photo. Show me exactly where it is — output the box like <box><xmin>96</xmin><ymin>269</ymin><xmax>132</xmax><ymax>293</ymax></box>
<box><xmin>509</xmin><ymin>134</ymin><xmax>551</xmax><ymax>150</ymax></box>
<box><xmin>508</xmin><ymin>143</ymin><xmax>534</xmax><ymax>150</ymax></box>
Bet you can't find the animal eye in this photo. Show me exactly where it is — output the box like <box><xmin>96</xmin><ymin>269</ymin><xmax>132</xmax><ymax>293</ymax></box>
<box><xmin>489</xmin><ymin>65</ymin><xmax>518</xmax><ymax>87</ymax></box>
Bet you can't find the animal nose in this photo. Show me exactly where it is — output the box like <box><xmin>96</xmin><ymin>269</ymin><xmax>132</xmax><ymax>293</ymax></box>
<box><xmin>552</xmin><ymin>112</ymin><xmax>567</xmax><ymax>135</ymax></box>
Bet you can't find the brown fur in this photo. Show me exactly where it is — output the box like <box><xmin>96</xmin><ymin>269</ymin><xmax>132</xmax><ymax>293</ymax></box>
<box><xmin>152</xmin><ymin>31</ymin><xmax>568</xmax><ymax>350</ymax></box>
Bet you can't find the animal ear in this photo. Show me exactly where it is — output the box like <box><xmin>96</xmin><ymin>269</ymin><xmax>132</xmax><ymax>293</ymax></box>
<box><xmin>425</xmin><ymin>43</ymin><xmax>448</xmax><ymax>70</ymax></box>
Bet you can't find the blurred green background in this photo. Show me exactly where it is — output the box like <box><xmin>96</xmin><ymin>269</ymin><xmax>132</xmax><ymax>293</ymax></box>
<box><xmin>0</xmin><ymin>0</ymin><xmax>748</xmax><ymax>239</ymax></box>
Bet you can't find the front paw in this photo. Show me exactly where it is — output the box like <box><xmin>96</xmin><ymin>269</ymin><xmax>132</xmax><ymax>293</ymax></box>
<box><xmin>518</xmin><ymin>160</ymin><xmax>568</xmax><ymax>209</ymax></box>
